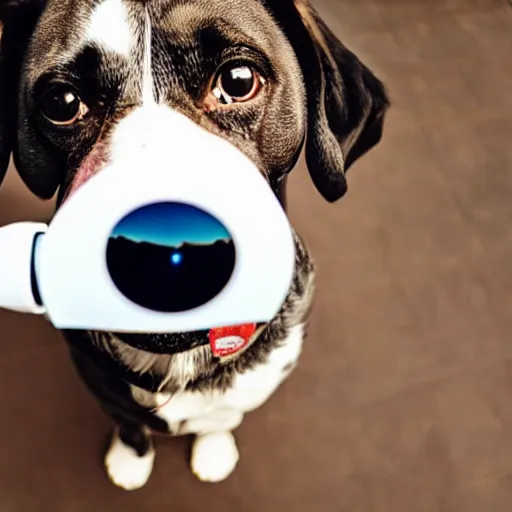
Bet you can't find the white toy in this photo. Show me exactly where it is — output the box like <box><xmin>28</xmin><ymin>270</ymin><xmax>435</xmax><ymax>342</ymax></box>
<box><xmin>0</xmin><ymin>140</ymin><xmax>295</xmax><ymax>335</ymax></box>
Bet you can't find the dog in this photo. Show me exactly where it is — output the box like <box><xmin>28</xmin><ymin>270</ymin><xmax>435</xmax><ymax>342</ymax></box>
<box><xmin>0</xmin><ymin>0</ymin><xmax>389</xmax><ymax>490</ymax></box>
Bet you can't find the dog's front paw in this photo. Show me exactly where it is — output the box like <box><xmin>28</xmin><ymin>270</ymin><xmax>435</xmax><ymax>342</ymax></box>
<box><xmin>105</xmin><ymin>431</ymin><xmax>155</xmax><ymax>491</ymax></box>
<box><xmin>191</xmin><ymin>431</ymin><xmax>239</xmax><ymax>483</ymax></box>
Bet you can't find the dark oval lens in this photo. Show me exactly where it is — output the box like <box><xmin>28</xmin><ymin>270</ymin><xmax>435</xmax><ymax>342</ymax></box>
<box><xmin>107</xmin><ymin>202</ymin><xmax>235</xmax><ymax>313</ymax></box>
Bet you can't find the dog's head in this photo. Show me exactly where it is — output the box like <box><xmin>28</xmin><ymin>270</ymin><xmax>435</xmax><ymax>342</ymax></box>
<box><xmin>0</xmin><ymin>0</ymin><xmax>389</xmax><ymax>208</ymax></box>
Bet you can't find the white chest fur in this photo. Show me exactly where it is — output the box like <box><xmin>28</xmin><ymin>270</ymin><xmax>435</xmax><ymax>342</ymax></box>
<box><xmin>153</xmin><ymin>324</ymin><xmax>304</xmax><ymax>435</ymax></box>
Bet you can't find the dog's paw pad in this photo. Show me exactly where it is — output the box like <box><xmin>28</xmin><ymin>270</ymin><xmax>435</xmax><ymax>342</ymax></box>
<box><xmin>191</xmin><ymin>431</ymin><xmax>239</xmax><ymax>483</ymax></box>
<box><xmin>105</xmin><ymin>434</ymin><xmax>155</xmax><ymax>491</ymax></box>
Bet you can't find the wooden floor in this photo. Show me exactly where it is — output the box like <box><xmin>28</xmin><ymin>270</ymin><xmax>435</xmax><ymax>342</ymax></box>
<box><xmin>0</xmin><ymin>0</ymin><xmax>511</xmax><ymax>510</ymax></box>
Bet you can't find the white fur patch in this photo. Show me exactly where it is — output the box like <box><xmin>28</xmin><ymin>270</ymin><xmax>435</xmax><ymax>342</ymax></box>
<box><xmin>191</xmin><ymin>431</ymin><xmax>240</xmax><ymax>483</ymax></box>
<box><xmin>154</xmin><ymin>323</ymin><xmax>305</xmax><ymax>433</ymax></box>
<box><xmin>105</xmin><ymin>431</ymin><xmax>155</xmax><ymax>491</ymax></box>
<box><xmin>87</xmin><ymin>0</ymin><xmax>133</xmax><ymax>56</ymax></box>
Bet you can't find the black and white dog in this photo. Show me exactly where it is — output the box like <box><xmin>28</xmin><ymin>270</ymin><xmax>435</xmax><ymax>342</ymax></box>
<box><xmin>0</xmin><ymin>0</ymin><xmax>388</xmax><ymax>490</ymax></box>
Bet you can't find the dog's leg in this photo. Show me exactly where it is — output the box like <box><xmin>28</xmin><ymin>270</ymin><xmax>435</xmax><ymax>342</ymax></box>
<box><xmin>187</xmin><ymin>411</ymin><xmax>243</xmax><ymax>483</ymax></box>
<box><xmin>105</xmin><ymin>422</ymin><xmax>155</xmax><ymax>491</ymax></box>
<box><xmin>191</xmin><ymin>431</ymin><xmax>240</xmax><ymax>483</ymax></box>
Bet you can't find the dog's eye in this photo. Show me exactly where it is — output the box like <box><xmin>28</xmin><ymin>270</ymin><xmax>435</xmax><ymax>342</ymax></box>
<box><xmin>213</xmin><ymin>65</ymin><xmax>262</xmax><ymax>105</ymax></box>
<box><xmin>41</xmin><ymin>86</ymin><xmax>89</xmax><ymax>126</ymax></box>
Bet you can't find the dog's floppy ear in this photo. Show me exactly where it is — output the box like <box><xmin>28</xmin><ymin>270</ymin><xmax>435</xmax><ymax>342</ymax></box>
<box><xmin>0</xmin><ymin>0</ymin><xmax>59</xmax><ymax>198</ymax></box>
<box><xmin>265</xmin><ymin>0</ymin><xmax>390</xmax><ymax>202</ymax></box>
<box><xmin>0</xmin><ymin>1</ymin><xmax>20</xmax><ymax>188</ymax></box>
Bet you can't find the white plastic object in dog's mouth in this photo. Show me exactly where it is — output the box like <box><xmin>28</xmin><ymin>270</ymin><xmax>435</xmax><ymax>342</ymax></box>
<box><xmin>32</xmin><ymin>106</ymin><xmax>296</xmax><ymax>334</ymax></box>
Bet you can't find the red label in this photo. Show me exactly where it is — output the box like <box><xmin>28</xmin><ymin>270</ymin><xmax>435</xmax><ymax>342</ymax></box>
<box><xmin>209</xmin><ymin>323</ymin><xmax>257</xmax><ymax>358</ymax></box>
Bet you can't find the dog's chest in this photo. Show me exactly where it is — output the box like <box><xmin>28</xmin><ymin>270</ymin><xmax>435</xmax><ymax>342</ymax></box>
<box><xmin>152</xmin><ymin>324</ymin><xmax>304</xmax><ymax>435</ymax></box>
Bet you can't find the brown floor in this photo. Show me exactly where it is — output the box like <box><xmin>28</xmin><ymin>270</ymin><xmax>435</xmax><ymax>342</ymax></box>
<box><xmin>1</xmin><ymin>0</ymin><xmax>512</xmax><ymax>510</ymax></box>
